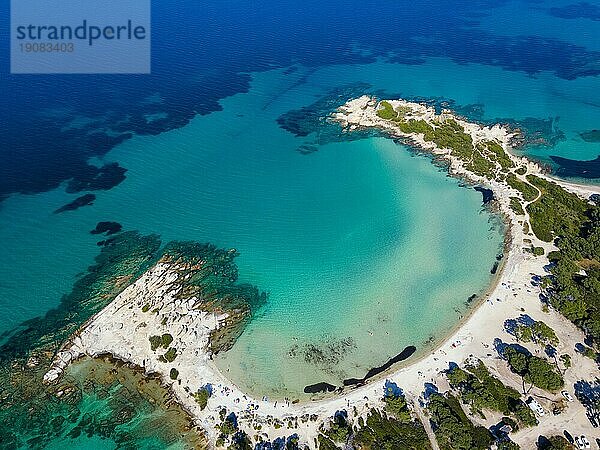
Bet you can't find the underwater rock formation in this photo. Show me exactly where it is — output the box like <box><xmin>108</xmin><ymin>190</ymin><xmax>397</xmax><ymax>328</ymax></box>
<box><xmin>343</xmin><ymin>346</ymin><xmax>417</xmax><ymax>386</ymax></box>
<box><xmin>90</xmin><ymin>221</ymin><xmax>123</xmax><ymax>236</ymax></box>
<box><xmin>0</xmin><ymin>230</ymin><xmax>264</xmax><ymax>448</ymax></box>
<box><xmin>54</xmin><ymin>193</ymin><xmax>96</xmax><ymax>213</ymax></box>
<box><xmin>551</xmin><ymin>154</ymin><xmax>600</xmax><ymax>179</ymax></box>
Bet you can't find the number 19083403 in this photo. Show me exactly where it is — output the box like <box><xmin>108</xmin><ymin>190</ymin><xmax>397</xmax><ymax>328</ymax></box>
<box><xmin>20</xmin><ymin>42</ymin><xmax>74</xmax><ymax>52</ymax></box>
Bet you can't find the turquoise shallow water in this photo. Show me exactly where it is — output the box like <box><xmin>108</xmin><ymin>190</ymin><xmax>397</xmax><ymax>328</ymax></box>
<box><xmin>1</xmin><ymin>66</ymin><xmax>505</xmax><ymax>396</ymax></box>
<box><xmin>3</xmin><ymin>57</ymin><xmax>599</xmax><ymax>344</ymax></box>
<box><xmin>2</xmin><ymin>54</ymin><xmax>600</xmax><ymax>399</ymax></box>
<box><xmin>102</xmin><ymin>67</ymin><xmax>504</xmax><ymax>395</ymax></box>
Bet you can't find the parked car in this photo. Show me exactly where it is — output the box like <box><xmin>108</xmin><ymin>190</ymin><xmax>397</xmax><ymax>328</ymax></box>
<box><xmin>563</xmin><ymin>430</ymin><xmax>574</xmax><ymax>444</ymax></box>
<box><xmin>586</xmin><ymin>410</ymin><xmax>598</xmax><ymax>428</ymax></box>
<box><xmin>581</xmin><ymin>436</ymin><xmax>591</xmax><ymax>449</ymax></box>
<box><xmin>526</xmin><ymin>397</ymin><xmax>545</xmax><ymax>416</ymax></box>
<box><xmin>575</xmin><ymin>436</ymin><xmax>591</xmax><ymax>449</ymax></box>
<box><xmin>561</xmin><ymin>390</ymin><xmax>574</xmax><ymax>402</ymax></box>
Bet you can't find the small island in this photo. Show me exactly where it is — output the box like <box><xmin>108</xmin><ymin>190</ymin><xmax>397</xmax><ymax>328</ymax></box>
<box><xmin>42</xmin><ymin>96</ymin><xmax>600</xmax><ymax>449</ymax></box>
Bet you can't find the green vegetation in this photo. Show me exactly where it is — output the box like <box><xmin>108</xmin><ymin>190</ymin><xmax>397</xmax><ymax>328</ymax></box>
<box><xmin>506</xmin><ymin>175</ymin><xmax>538</xmax><ymax>202</ymax></box>
<box><xmin>465</xmin><ymin>147</ymin><xmax>498</xmax><ymax>178</ymax></box>
<box><xmin>424</xmin><ymin>122</ymin><xmax>473</xmax><ymax>161</ymax></box>
<box><xmin>512</xmin><ymin>320</ymin><xmax>558</xmax><ymax>347</ymax></box>
<box><xmin>526</xmin><ymin>175</ymin><xmax>589</xmax><ymax>243</ymax></box>
<box><xmin>559</xmin><ymin>354</ymin><xmax>571</xmax><ymax>369</ymax></box>
<box><xmin>513</xmin><ymin>402</ymin><xmax>539</xmax><ymax>429</ymax></box>
<box><xmin>318</xmin><ymin>390</ymin><xmax>429</xmax><ymax>450</ymax></box>
<box><xmin>505</xmin><ymin>176</ymin><xmax>600</xmax><ymax>346</ymax></box>
<box><xmin>227</xmin><ymin>432</ymin><xmax>253</xmax><ymax>450</ymax></box>
<box><xmin>446</xmin><ymin>360</ymin><xmax>537</xmax><ymax>428</ymax></box>
<box><xmin>484</xmin><ymin>140</ymin><xmax>514</xmax><ymax>171</ymax></box>
<box><xmin>142</xmin><ymin>303</ymin><xmax>151</xmax><ymax>312</ymax></box>
<box><xmin>515</xmin><ymin>166</ymin><xmax>527</xmax><ymax>176</ymax></box>
<box><xmin>497</xmin><ymin>441</ymin><xmax>521</xmax><ymax>450</ymax></box>
<box><xmin>524</xmin><ymin>178</ymin><xmax>600</xmax><ymax>343</ymax></box>
<box><xmin>376</xmin><ymin>101</ymin><xmax>518</xmax><ymax>180</ymax></box>
<box><xmin>383</xmin><ymin>391</ymin><xmax>411</xmax><ymax>422</ymax></box>
<box><xmin>318</xmin><ymin>434</ymin><xmax>340</xmax><ymax>450</ymax></box>
<box><xmin>415</xmin><ymin>122</ymin><xmax>509</xmax><ymax>178</ymax></box>
<box><xmin>405</xmin><ymin>118</ymin><xmax>498</xmax><ymax>178</ymax></box>
<box><xmin>194</xmin><ymin>387</ymin><xmax>210</xmax><ymax>410</ymax></box>
<box><xmin>169</xmin><ymin>367</ymin><xmax>179</xmax><ymax>380</ymax></box>
<box><xmin>377</xmin><ymin>101</ymin><xmax>398</xmax><ymax>120</ymax></box>
<box><xmin>215</xmin><ymin>408</ymin><xmax>252</xmax><ymax>450</ymax></box>
<box><xmin>162</xmin><ymin>333</ymin><xmax>173</xmax><ymax>347</ymax></box>
<box><xmin>216</xmin><ymin>417</ymin><xmax>236</xmax><ymax>436</ymax></box>
<box><xmin>580</xmin><ymin>344</ymin><xmax>599</xmax><ymax>361</ymax></box>
<box><xmin>376</xmin><ymin>101</ymin><xmax>416</xmax><ymax>122</ymax></box>
<box><xmin>510</xmin><ymin>197</ymin><xmax>525</xmax><ymax>215</ymax></box>
<box><xmin>504</xmin><ymin>347</ymin><xmax>564</xmax><ymax>392</ymax></box>
<box><xmin>324</xmin><ymin>413</ymin><xmax>350</xmax><ymax>444</ymax></box>
<box><xmin>524</xmin><ymin>245</ymin><xmax>546</xmax><ymax>256</ymax></box>
<box><xmin>148</xmin><ymin>335</ymin><xmax>161</xmax><ymax>351</ymax></box>
<box><xmin>427</xmin><ymin>394</ymin><xmax>493</xmax><ymax>450</ymax></box>
<box><xmin>149</xmin><ymin>333</ymin><xmax>173</xmax><ymax>351</ymax></box>
<box><xmin>353</xmin><ymin>409</ymin><xmax>431</xmax><ymax>450</ymax></box>
<box><xmin>532</xmin><ymin>246</ymin><xmax>545</xmax><ymax>256</ymax></box>
<box><xmin>397</xmin><ymin>119</ymin><xmax>435</xmax><ymax>135</ymax></box>
<box><xmin>538</xmin><ymin>435</ymin><xmax>575</xmax><ymax>450</ymax></box>
<box><xmin>158</xmin><ymin>347</ymin><xmax>177</xmax><ymax>362</ymax></box>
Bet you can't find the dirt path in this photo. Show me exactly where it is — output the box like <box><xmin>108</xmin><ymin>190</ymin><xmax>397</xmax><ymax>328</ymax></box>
<box><xmin>412</xmin><ymin>398</ymin><xmax>440</xmax><ymax>450</ymax></box>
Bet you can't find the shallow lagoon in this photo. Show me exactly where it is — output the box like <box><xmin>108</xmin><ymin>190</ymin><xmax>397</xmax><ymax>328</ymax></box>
<box><xmin>0</xmin><ymin>65</ymin><xmax>506</xmax><ymax>396</ymax></box>
<box><xmin>82</xmin><ymin>68</ymin><xmax>504</xmax><ymax>395</ymax></box>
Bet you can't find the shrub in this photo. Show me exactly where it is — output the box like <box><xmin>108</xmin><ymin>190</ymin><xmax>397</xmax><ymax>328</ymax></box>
<box><xmin>149</xmin><ymin>335</ymin><xmax>162</xmax><ymax>351</ymax></box>
<box><xmin>510</xmin><ymin>197</ymin><xmax>525</xmax><ymax>215</ymax></box>
<box><xmin>161</xmin><ymin>333</ymin><xmax>173</xmax><ymax>347</ymax></box>
<box><xmin>506</xmin><ymin>175</ymin><xmax>538</xmax><ymax>202</ymax></box>
<box><xmin>376</xmin><ymin>101</ymin><xmax>398</xmax><ymax>120</ymax></box>
<box><xmin>383</xmin><ymin>394</ymin><xmax>411</xmax><ymax>423</ymax></box>
<box><xmin>446</xmin><ymin>361</ymin><xmax>537</xmax><ymax>428</ymax></box>
<box><xmin>427</xmin><ymin>394</ymin><xmax>493</xmax><ymax>450</ymax></box>
<box><xmin>217</xmin><ymin>418</ymin><xmax>236</xmax><ymax>436</ymax></box>
<box><xmin>354</xmin><ymin>409</ymin><xmax>431</xmax><ymax>450</ymax></box>
<box><xmin>317</xmin><ymin>434</ymin><xmax>339</xmax><ymax>450</ymax></box>
<box><xmin>504</xmin><ymin>347</ymin><xmax>564</xmax><ymax>392</ymax></box>
<box><xmin>149</xmin><ymin>333</ymin><xmax>174</xmax><ymax>351</ymax></box>
<box><xmin>515</xmin><ymin>166</ymin><xmax>527</xmax><ymax>176</ymax></box>
<box><xmin>194</xmin><ymin>387</ymin><xmax>211</xmax><ymax>410</ymax></box>
<box><xmin>163</xmin><ymin>347</ymin><xmax>177</xmax><ymax>362</ymax></box>
<box><xmin>526</xmin><ymin>175</ymin><xmax>588</xmax><ymax>242</ymax></box>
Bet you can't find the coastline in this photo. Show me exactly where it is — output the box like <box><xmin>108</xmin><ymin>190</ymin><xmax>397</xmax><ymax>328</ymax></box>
<box><xmin>64</xmin><ymin>355</ymin><xmax>209</xmax><ymax>449</ymax></box>
<box><xmin>43</xmin><ymin>95</ymin><xmax>600</xmax><ymax>448</ymax></box>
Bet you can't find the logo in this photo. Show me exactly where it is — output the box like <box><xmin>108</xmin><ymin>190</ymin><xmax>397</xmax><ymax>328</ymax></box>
<box><xmin>11</xmin><ymin>0</ymin><xmax>151</xmax><ymax>74</ymax></box>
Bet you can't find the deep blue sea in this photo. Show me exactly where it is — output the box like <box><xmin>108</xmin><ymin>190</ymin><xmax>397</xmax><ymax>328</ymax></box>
<box><xmin>1</xmin><ymin>0</ymin><xmax>599</xmax><ymax>448</ymax></box>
